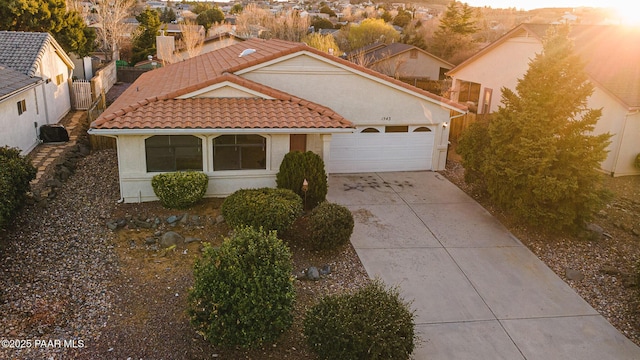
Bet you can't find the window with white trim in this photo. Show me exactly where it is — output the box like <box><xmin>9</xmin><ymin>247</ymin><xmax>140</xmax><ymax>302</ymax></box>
<box><xmin>145</xmin><ymin>135</ymin><xmax>203</xmax><ymax>172</ymax></box>
<box><xmin>213</xmin><ymin>135</ymin><xmax>266</xmax><ymax>171</ymax></box>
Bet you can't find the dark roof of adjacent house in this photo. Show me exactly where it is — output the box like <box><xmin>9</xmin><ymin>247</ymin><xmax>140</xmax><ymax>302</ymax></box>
<box><xmin>0</xmin><ymin>65</ymin><xmax>42</xmax><ymax>101</ymax></box>
<box><xmin>0</xmin><ymin>31</ymin><xmax>73</xmax><ymax>77</ymax></box>
<box><xmin>346</xmin><ymin>42</ymin><xmax>454</xmax><ymax>68</ymax></box>
<box><xmin>92</xmin><ymin>38</ymin><xmax>465</xmax><ymax>131</ymax></box>
<box><xmin>450</xmin><ymin>24</ymin><xmax>640</xmax><ymax>108</ymax></box>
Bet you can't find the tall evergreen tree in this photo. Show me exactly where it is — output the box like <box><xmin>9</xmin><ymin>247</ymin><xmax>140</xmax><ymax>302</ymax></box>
<box><xmin>131</xmin><ymin>7</ymin><xmax>161</xmax><ymax>64</ymax></box>
<box><xmin>459</xmin><ymin>25</ymin><xmax>611</xmax><ymax>231</ymax></box>
<box><xmin>428</xmin><ymin>0</ymin><xmax>478</xmax><ymax>64</ymax></box>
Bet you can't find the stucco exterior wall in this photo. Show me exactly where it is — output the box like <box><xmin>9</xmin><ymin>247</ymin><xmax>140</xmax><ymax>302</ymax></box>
<box><xmin>0</xmin><ymin>87</ymin><xmax>46</xmax><ymax>154</ymax></box>
<box><xmin>609</xmin><ymin>109</ymin><xmax>640</xmax><ymax>176</ymax></box>
<box><xmin>33</xmin><ymin>42</ymin><xmax>72</xmax><ymax>124</ymax></box>
<box><xmin>116</xmin><ymin>133</ymin><xmax>290</xmax><ymax>203</ymax></box>
<box><xmin>241</xmin><ymin>54</ymin><xmax>454</xmax><ymax>126</ymax></box>
<box><xmin>450</xmin><ymin>36</ymin><xmax>541</xmax><ymax>114</ymax></box>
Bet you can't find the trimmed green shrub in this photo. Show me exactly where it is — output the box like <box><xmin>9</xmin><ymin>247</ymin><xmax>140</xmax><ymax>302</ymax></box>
<box><xmin>276</xmin><ymin>151</ymin><xmax>327</xmax><ymax>210</ymax></box>
<box><xmin>0</xmin><ymin>146</ymin><xmax>37</xmax><ymax>229</ymax></box>
<box><xmin>151</xmin><ymin>171</ymin><xmax>208</xmax><ymax>209</ymax></box>
<box><xmin>307</xmin><ymin>202</ymin><xmax>354</xmax><ymax>250</ymax></box>
<box><xmin>304</xmin><ymin>279</ymin><xmax>416</xmax><ymax>360</ymax></box>
<box><xmin>634</xmin><ymin>153</ymin><xmax>640</xmax><ymax>169</ymax></box>
<box><xmin>188</xmin><ymin>226</ymin><xmax>295</xmax><ymax>349</ymax></box>
<box><xmin>221</xmin><ymin>188</ymin><xmax>303</xmax><ymax>233</ymax></box>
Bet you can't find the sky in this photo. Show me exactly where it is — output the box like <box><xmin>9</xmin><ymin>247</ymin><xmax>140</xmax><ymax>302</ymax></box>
<box><xmin>462</xmin><ymin>0</ymin><xmax>633</xmax><ymax>11</ymax></box>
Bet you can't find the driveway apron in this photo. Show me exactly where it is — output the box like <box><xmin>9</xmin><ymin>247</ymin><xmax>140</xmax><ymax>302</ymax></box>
<box><xmin>328</xmin><ymin>171</ymin><xmax>640</xmax><ymax>360</ymax></box>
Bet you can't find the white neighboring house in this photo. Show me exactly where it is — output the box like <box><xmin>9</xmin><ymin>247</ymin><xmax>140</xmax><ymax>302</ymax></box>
<box><xmin>89</xmin><ymin>38</ymin><xmax>467</xmax><ymax>203</ymax></box>
<box><xmin>447</xmin><ymin>24</ymin><xmax>640</xmax><ymax>177</ymax></box>
<box><xmin>0</xmin><ymin>31</ymin><xmax>75</xmax><ymax>154</ymax></box>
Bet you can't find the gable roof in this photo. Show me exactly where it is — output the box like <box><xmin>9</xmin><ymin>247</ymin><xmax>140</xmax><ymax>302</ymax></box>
<box><xmin>92</xmin><ymin>73</ymin><xmax>353</xmax><ymax>131</ymax></box>
<box><xmin>95</xmin><ymin>38</ymin><xmax>466</xmax><ymax>130</ymax></box>
<box><xmin>0</xmin><ymin>66</ymin><xmax>42</xmax><ymax>101</ymax></box>
<box><xmin>449</xmin><ymin>24</ymin><xmax>640</xmax><ymax>108</ymax></box>
<box><xmin>0</xmin><ymin>31</ymin><xmax>74</xmax><ymax>77</ymax></box>
<box><xmin>348</xmin><ymin>42</ymin><xmax>454</xmax><ymax>68</ymax></box>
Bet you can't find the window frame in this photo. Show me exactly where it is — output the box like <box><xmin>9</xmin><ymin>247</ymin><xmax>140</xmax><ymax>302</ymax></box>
<box><xmin>212</xmin><ymin>134</ymin><xmax>268</xmax><ymax>171</ymax></box>
<box><xmin>144</xmin><ymin>135</ymin><xmax>203</xmax><ymax>173</ymax></box>
<box><xmin>17</xmin><ymin>99</ymin><xmax>26</xmax><ymax>115</ymax></box>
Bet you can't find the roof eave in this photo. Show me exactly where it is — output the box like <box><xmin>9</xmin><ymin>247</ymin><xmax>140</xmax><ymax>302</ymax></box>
<box><xmin>88</xmin><ymin>127</ymin><xmax>355</xmax><ymax>136</ymax></box>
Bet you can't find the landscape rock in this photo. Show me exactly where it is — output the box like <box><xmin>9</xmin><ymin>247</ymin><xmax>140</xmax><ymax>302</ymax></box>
<box><xmin>215</xmin><ymin>215</ymin><xmax>225</xmax><ymax>224</ymax></box>
<box><xmin>184</xmin><ymin>237</ymin><xmax>201</xmax><ymax>244</ymax></box>
<box><xmin>586</xmin><ymin>223</ymin><xmax>604</xmax><ymax>238</ymax></box>
<box><xmin>160</xmin><ymin>231</ymin><xmax>184</xmax><ymax>248</ymax></box>
<box><xmin>306</xmin><ymin>267</ymin><xmax>320</xmax><ymax>281</ymax></box>
<box><xmin>166</xmin><ymin>215</ymin><xmax>179</xmax><ymax>224</ymax></box>
<box><xmin>601</xmin><ymin>265</ymin><xmax>621</xmax><ymax>276</ymax></box>
<box><xmin>319</xmin><ymin>264</ymin><xmax>331</xmax><ymax>276</ymax></box>
<box><xmin>565</xmin><ymin>268</ymin><xmax>585</xmax><ymax>281</ymax></box>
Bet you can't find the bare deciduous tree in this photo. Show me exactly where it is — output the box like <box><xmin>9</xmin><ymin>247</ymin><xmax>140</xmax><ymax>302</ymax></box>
<box><xmin>236</xmin><ymin>5</ymin><xmax>309</xmax><ymax>42</ymax></box>
<box><xmin>179</xmin><ymin>19</ymin><xmax>204</xmax><ymax>59</ymax></box>
<box><xmin>91</xmin><ymin>0</ymin><xmax>135</xmax><ymax>61</ymax></box>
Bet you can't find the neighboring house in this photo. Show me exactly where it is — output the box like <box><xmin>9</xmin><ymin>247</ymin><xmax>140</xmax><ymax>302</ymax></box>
<box><xmin>89</xmin><ymin>38</ymin><xmax>466</xmax><ymax>203</ymax></box>
<box><xmin>0</xmin><ymin>66</ymin><xmax>44</xmax><ymax>153</ymax></box>
<box><xmin>347</xmin><ymin>42</ymin><xmax>453</xmax><ymax>83</ymax></box>
<box><xmin>447</xmin><ymin>24</ymin><xmax>640</xmax><ymax>177</ymax></box>
<box><xmin>0</xmin><ymin>31</ymin><xmax>75</xmax><ymax>154</ymax></box>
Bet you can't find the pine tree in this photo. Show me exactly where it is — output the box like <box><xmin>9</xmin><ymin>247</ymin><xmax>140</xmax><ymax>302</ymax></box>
<box><xmin>131</xmin><ymin>8</ymin><xmax>161</xmax><ymax>64</ymax></box>
<box><xmin>428</xmin><ymin>0</ymin><xmax>478</xmax><ymax>64</ymax></box>
<box><xmin>472</xmin><ymin>25</ymin><xmax>611</xmax><ymax>231</ymax></box>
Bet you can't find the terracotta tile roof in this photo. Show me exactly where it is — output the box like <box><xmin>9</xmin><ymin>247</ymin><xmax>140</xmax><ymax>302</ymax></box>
<box><xmin>93</xmin><ymin>73</ymin><xmax>353</xmax><ymax>129</ymax></box>
<box><xmin>93</xmin><ymin>97</ymin><xmax>353</xmax><ymax>129</ymax></box>
<box><xmin>94</xmin><ymin>38</ymin><xmax>465</xmax><ymax>130</ymax></box>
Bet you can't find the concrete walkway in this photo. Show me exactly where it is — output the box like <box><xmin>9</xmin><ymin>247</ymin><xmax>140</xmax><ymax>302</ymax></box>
<box><xmin>327</xmin><ymin>171</ymin><xmax>640</xmax><ymax>360</ymax></box>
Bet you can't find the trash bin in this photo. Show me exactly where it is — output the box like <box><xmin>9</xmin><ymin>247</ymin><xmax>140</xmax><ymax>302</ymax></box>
<box><xmin>39</xmin><ymin>124</ymin><xmax>69</xmax><ymax>143</ymax></box>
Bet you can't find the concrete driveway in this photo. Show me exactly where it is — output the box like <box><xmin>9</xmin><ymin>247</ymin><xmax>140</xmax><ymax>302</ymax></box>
<box><xmin>327</xmin><ymin>171</ymin><xmax>640</xmax><ymax>360</ymax></box>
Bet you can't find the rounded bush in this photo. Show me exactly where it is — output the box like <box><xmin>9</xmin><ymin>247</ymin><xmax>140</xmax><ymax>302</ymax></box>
<box><xmin>635</xmin><ymin>153</ymin><xmax>640</xmax><ymax>169</ymax></box>
<box><xmin>307</xmin><ymin>202</ymin><xmax>354</xmax><ymax>250</ymax></box>
<box><xmin>304</xmin><ymin>279</ymin><xmax>416</xmax><ymax>360</ymax></box>
<box><xmin>188</xmin><ymin>226</ymin><xmax>295</xmax><ymax>348</ymax></box>
<box><xmin>276</xmin><ymin>151</ymin><xmax>328</xmax><ymax>210</ymax></box>
<box><xmin>0</xmin><ymin>146</ymin><xmax>37</xmax><ymax>229</ymax></box>
<box><xmin>151</xmin><ymin>171</ymin><xmax>208</xmax><ymax>209</ymax></box>
<box><xmin>221</xmin><ymin>188</ymin><xmax>303</xmax><ymax>233</ymax></box>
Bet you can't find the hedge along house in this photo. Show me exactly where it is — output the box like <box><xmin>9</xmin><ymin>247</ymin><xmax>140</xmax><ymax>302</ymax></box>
<box><xmin>89</xmin><ymin>38</ymin><xmax>467</xmax><ymax>203</ymax></box>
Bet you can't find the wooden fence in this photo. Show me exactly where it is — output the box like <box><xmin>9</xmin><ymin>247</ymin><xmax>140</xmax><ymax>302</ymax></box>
<box><xmin>449</xmin><ymin>112</ymin><xmax>477</xmax><ymax>142</ymax></box>
<box><xmin>71</xmin><ymin>80</ymin><xmax>92</xmax><ymax>110</ymax></box>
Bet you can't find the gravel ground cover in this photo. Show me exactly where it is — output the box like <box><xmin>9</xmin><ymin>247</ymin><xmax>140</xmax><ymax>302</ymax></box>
<box><xmin>0</xmin><ymin>149</ymin><xmax>369</xmax><ymax>359</ymax></box>
<box><xmin>1</xmin><ymin>147</ymin><xmax>638</xmax><ymax>359</ymax></box>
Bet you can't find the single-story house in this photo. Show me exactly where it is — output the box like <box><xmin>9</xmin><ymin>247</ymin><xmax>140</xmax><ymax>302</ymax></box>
<box><xmin>0</xmin><ymin>31</ymin><xmax>75</xmax><ymax>154</ymax></box>
<box><xmin>447</xmin><ymin>24</ymin><xmax>640</xmax><ymax>177</ymax></box>
<box><xmin>89</xmin><ymin>38</ymin><xmax>467</xmax><ymax>203</ymax></box>
<box><xmin>347</xmin><ymin>42</ymin><xmax>454</xmax><ymax>82</ymax></box>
